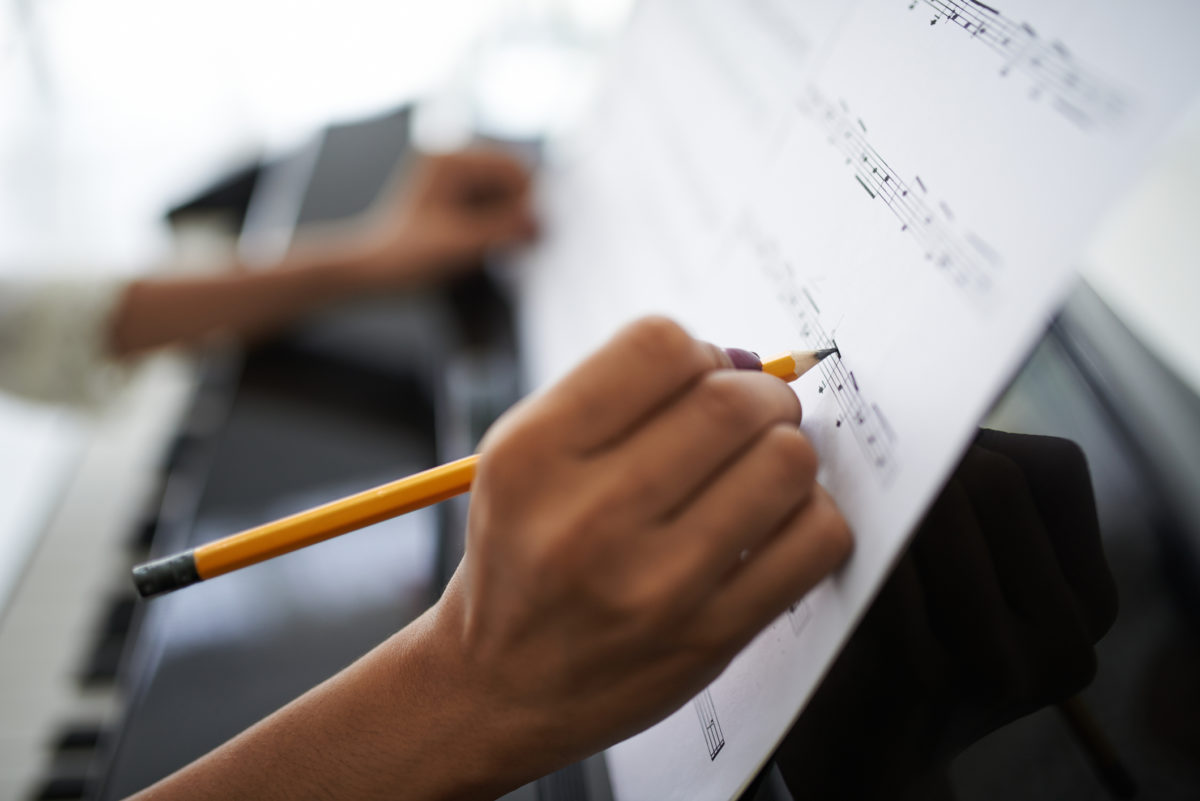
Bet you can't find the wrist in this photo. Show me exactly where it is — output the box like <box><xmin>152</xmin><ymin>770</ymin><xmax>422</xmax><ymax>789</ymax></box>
<box><xmin>383</xmin><ymin>597</ymin><xmax>561</xmax><ymax>799</ymax></box>
<box><xmin>272</xmin><ymin>236</ymin><xmax>388</xmax><ymax>298</ymax></box>
<box><xmin>329</xmin><ymin>230</ymin><xmax>429</xmax><ymax>293</ymax></box>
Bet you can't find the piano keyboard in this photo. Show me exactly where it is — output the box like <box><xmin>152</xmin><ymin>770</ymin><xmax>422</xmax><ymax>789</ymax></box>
<box><xmin>0</xmin><ymin>356</ymin><xmax>197</xmax><ymax>800</ymax></box>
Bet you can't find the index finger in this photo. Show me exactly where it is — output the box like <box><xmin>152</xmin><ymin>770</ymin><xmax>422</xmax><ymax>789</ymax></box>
<box><xmin>533</xmin><ymin>317</ymin><xmax>733</xmax><ymax>454</ymax></box>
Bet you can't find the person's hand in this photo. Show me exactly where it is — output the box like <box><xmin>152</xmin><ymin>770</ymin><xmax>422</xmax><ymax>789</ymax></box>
<box><xmin>425</xmin><ymin>317</ymin><xmax>853</xmax><ymax>793</ymax></box>
<box><xmin>775</xmin><ymin>430</ymin><xmax>1118</xmax><ymax>800</ymax></box>
<box><xmin>349</xmin><ymin>147</ymin><xmax>537</xmax><ymax>288</ymax></box>
<box><xmin>123</xmin><ymin>318</ymin><xmax>851</xmax><ymax>801</ymax></box>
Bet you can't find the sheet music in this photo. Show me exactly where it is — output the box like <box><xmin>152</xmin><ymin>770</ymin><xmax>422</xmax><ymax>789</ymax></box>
<box><xmin>517</xmin><ymin>1</ymin><xmax>1200</xmax><ymax>799</ymax></box>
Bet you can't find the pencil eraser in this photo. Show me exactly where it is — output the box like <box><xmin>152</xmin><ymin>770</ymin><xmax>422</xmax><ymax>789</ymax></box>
<box><xmin>724</xmin><ymin>348</ymin><xmax>762</xmax><ymax>371</ymax></box>
<box><xmin>132</xmin><ymin>551</ymin><xmax>201</xmax><ymax>598</ymax></box>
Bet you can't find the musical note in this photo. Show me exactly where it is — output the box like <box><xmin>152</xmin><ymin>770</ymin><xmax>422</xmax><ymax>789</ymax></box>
<box><xmin>800</xmin><ymin>88</ymin><xmax>999</xmax><ymax>300</ymax></box>
<box><xmin>739</xmin><ymin>218</ymin><xmax>899</xmax><ymax>481</ymax></box>
<box><xmin>907</xmin><ymin>0</ymin><xmax>1128</xmax><ymax>129</ymax></box>
<box><xmin>787</xmin><ymin>599</ymin><xmax>812</xmax><ymax>635</ymax></box>
<box><xmin>855</xmin><ymin>174</ymin><xmax>877</xmax><ymax>199</ymax></box>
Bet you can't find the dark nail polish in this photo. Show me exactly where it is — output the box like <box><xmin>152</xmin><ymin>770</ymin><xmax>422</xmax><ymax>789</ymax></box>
<box><xmin>724</xmin><ymin>348</ymin><xmax>762</xmax><ymax>371</ymax></box>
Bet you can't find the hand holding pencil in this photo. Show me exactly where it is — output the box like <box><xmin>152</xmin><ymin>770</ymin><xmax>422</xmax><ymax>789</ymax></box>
<box><xmin>133</xmin><ymin>332</ymin><xmax>838</xmax><ymax>596</ymax></box>
<box><xmin>436</xmin><ymin>318</ymin><xmax>850</xmax><ymax>783</ymax></box>
<box><xmin>126</xmin><ymin>317</ymin><xmax>852</xmax><ymax>801</ymax></box>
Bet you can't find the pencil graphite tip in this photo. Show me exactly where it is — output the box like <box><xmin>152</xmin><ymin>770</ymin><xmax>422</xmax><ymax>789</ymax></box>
<box><xmin>812</xmin><ymin>347</ymin><xmax>839</xmax><ymax>362</ymax></box>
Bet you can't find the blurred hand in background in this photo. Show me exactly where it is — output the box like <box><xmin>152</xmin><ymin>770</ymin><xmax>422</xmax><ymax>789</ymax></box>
<box><xmin>109</xmin><ymin>146</ymin><xmax>537</xmax><ymax>358</ymax></box>
<box><xmin>347</xmin><ymin>147</ymin><xmax>538</xmax><ymax>289</ymax></box>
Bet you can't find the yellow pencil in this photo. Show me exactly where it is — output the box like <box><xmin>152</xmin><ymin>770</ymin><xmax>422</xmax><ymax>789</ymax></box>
<box><xmin>132</xmin><ymin>347</ymin><xmax>838</xmax><ymax>597</ymax></box>
<box><xmin>759</xmin><ymin>348</ymin><xmax>839</xmax><ymax>383</ymax></box>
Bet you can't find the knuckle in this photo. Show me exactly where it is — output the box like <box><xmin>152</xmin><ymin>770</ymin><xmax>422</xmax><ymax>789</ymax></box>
<box><xmin>476</xmin><ymin>421</ymin><xmax>511</xmax><ymax>461</ymax></box>
<box><xmin>762</xmin><ymin>425</ymin><xmax>818</xmax><ymax>484</ymax></box>
<box><xmin>619</xmin><ymin>467</ymin><xmax>667</xmax><ymax>513</ymax></box>
<box><xmin>566</xmin><ymin>490</ymin><xmax>611</xmax><ymax>541</ymax></box>
<box><xmin>827</xmin><ymin>517</ymin><xmax>855</xmax><ymax>562</ymax></box>
<box><xmin>775</xmin><ymin>380</ymin><xmax>804</xmax><ymax>421</ymax></box>
<box><xmin>622</xmin><ymin>316</ymin><xmax>695</xmax><ymax>365</ymax></box>
<box><xmin>521</xmin><ymin>520</ymin><xmax>588</xmax><ymax>585</ymax></box>
<box><xmin>528</xmin><ymin>536</ymin><xmax>570</xmax><ymax>576</ymax></box>
<box><xmin>585</xmin><ymin>540</ymin><xmax>694</xmax><ymax>628</ymax></box>
<box><xmin>622</xmin><ymin>575</ymin><xmax>672</xmax><ymax>620</ymax></box>
<box><xmin>574</xmin><ymin>563</ymin><xmax>667</xmax><ymax>629</ymax></box>
<box><xmin>695</xmin><ymin>375</ymin><xmax>759</xmax><ymax>430</ymax></box>
<box><xmin>477</xmin><ymin>426</ymin><xmax>546</xmax><ymax>498</ymax></box>
<box><xmin>812</xmin><ymin>493</ymin><xmax>854</xmax><ymax>561</ymax></box>
<box><xmin>478</xmin><ymin>430</ymin><xmax>523</xmax><ymax>475</ymax></box>
<box><xmin>477</xmin><ymin>398</ymin><xmax>533</xmax><ymax>454</ymax></box>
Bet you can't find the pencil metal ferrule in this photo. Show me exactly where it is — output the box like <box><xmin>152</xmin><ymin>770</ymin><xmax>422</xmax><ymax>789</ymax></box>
<box><xmin>132</xmin><ymin>550</ymin><xmax>201</xmax><ymax>598</ymax></box>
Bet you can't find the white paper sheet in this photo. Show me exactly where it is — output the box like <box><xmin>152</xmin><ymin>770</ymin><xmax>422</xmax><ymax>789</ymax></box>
<box><xmin>517</xmin><ymin>1</ymin><xmax>1200</xmax><ymax>799</ymax></box>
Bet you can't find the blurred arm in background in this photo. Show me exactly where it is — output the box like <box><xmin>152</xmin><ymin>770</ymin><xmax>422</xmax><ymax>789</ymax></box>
<box><xmin>0</xmin><ymin>147</ymin><xmax>536</xmax><ymax>405</ymax></box>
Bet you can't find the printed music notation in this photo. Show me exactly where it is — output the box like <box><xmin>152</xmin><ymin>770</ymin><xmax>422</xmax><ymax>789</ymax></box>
<box><xmin>740</xmin><ymin>219</ymin><xmax>900</xmax><ymax>482</ymax></box>
<box><xmin>909</xmin><ymin>0</ymin><xmax>1128</xmax><ymax>129</ymax></box>
<box><xmin>694</xmin><ymin>689</ymin><xmax>726</xmax><ymax>761</ymax></box>
<box><xmin>787</xmin><ymin>599</ymin><xmax>812</xmax><ymax>636</ymax></box>
<box><xmin>799</xmin><ymin>87</ymin><xmax>999</xmax><ymax>301</ymax></box>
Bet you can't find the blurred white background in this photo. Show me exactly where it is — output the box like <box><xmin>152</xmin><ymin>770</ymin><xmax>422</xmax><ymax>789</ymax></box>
<box><xmin>0</xmin><ymin>0</ymin><xmax>632</xmax><ymax>631</ymax></box>
<box><xmin>0</xmin><ymin>4</ymin><xmax>633</xmax><ymax>794</ymax></box>
<box><xmin>0</xmin><ymin>0</ymin><xmax>633</xmax><ymax>270</ymax></box>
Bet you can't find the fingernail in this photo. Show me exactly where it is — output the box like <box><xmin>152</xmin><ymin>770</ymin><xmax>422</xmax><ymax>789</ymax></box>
<box><xmin>724</xmin><ymin>348</ymin><xmax>762</xmax><ymax>371</ymax></box>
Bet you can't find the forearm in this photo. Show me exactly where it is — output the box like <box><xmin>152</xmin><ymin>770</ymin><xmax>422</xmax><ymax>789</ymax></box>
<box><xmin>106</xmin><ymin>147</ymin><xmax>538</xmax><ymax>359</ymax></box>
<box><xmin>107</xmin><ymin>247</ymin><xmax>375</xmax><ymax>358</ymax></box>
<box><xmin>120</xmin><ymin>318</ymin><xmax>854</xmax><ymax>800</ymax></box>
<box><xmin>128</xmin><ymin>607</ymin><xmax>540</xmax><ymax>801</ymax></box>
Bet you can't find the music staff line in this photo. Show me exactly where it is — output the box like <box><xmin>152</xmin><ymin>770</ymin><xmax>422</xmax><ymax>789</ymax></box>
<box><xmin>741</xmin><ymin>221</ymin><xmax>899</xmax><ymax>479</ymax></box>
<box><xmin>802</xmin><ymin>88</ymin><xmax>998</xmax><ymax>299</ymax></box>
<box><xmin>694</xmin><ymin>689</ymin><xmax>726</xmax><ymax>761</ymax></box>
<box><xmin>910</xmin><ymin>0</ymin><xmax>1128</xmax><ymax>129</ymax></box>
<box><xmin>805</xmin><ymin>311</ymin><xmax>897</xmax><ymax>474</ymax></box>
